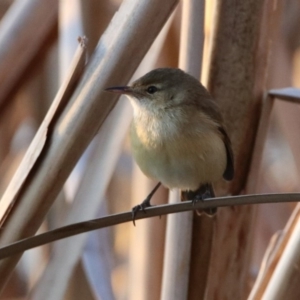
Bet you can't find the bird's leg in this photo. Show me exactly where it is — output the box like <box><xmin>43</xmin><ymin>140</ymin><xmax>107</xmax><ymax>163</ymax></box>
<box><xmin>132</xmin><ymin>182</ymin><xmax>161</xmax><ymax>226</ymax></box>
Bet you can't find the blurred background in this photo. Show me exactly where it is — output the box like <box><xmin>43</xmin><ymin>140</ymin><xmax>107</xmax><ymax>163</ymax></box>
<box><xmin>0</xmin><ymin>0</ymin><xmax>300</xmax><ymax>299</ymax></box>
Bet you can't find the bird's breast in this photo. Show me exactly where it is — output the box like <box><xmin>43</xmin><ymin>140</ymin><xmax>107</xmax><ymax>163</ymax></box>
<box><xmin>130</xmin><ymin>112</ymin><xmax>227</xmax><ymax>190</ymax></box>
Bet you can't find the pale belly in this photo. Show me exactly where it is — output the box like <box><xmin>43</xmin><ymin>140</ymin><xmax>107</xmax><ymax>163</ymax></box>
<box><xmin>130</xmin><ymin>125</ymin><xmax>227</xmax><ymax>191</ymax></box>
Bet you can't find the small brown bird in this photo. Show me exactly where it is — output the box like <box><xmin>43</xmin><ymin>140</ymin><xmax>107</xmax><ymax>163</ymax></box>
<box><xmin>106</xmin><ymin>68</ymin><xmax>234</xmax><ymax>222</ymax></box>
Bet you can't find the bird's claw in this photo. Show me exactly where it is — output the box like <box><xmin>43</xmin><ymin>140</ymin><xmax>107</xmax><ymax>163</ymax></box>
<box><xmin>131</xmin><ymin>198</ymin><xmax>152</xmax><ymax>226</ymax></box>
<box><xmin>192</xmin><ymin>190</ymin><xmax>211</xmax><ymax>205</ymax></box>
<box><xmin>191</xmin><ymin>189</ymin><xmax>217</xmax><ymax>216</ymax></box>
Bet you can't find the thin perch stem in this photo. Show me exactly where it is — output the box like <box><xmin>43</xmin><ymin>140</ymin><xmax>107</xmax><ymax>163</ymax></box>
<box><xmin>0</xmin><ymin>193</ymin><xmax>299</xmax><ymax>259</ymax></box>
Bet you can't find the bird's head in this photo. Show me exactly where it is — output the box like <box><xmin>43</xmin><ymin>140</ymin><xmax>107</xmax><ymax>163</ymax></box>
<box><xmin>105</xmin><ymin>68</ymin><xmax>203</xmax><ymax>116</ymax></box>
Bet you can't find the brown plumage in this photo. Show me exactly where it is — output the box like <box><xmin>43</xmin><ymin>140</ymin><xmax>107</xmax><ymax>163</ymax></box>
<box><xmin>106</xmin><ymin>68</ymin><xmax>234</xmax><ymax>219</ymax></box>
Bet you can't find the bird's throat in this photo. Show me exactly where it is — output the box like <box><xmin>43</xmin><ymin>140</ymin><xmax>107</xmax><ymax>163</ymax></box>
<box><xmin>132</xmin><ymin>109</ymin><xmax>179</xmax><ymax>148</ymax></box>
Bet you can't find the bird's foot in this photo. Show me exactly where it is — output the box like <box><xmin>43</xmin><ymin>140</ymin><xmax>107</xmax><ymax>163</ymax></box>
<box><xmin>185</xmin><ymin>184</ymin><xmax>217</xmax><ymax>217</ymax></box>
<box><xmin>131</xmin><ymin>197</ymin><xmax>152</xmax><ymax>226</ymax></box>
<box><xmin>192</xmin><ymin>189</ymin><xmax>212</xmax><ymax>205</ymax></box>
<box><xmin>131</xmin><ymin>182</ymin><xmax>161</xmax><ymax>226</ymax></box>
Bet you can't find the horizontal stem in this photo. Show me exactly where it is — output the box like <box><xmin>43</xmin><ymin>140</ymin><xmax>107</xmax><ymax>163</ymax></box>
<box><xmin>0</xmin><ymin>193</ymin><xmax>299</xmax><ymax>259</ymax></box>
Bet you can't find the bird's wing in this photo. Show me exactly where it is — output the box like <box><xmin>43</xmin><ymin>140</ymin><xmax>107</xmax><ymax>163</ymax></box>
<box><xmin>191</xmin><ymin>91</ymin><xmax>235</xmax><ymax>181</ymax></box>
<box><xmin>218</xmin><ymin>126</ymin><xmax>234</xmax><ymax>181</ymax></box>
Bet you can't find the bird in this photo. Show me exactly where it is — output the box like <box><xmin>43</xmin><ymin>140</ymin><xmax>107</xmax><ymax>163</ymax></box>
<box><xmin>106</xmin><ymin>68</ymin><xmax>234</xmax><ymax>223</ymax></box>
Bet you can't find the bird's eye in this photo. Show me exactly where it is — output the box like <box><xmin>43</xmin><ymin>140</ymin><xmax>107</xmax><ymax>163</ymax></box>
<box><xmin>146</xmin><ymin>86</ymin><xmax>157</xmax><ymax>94</ymax></box>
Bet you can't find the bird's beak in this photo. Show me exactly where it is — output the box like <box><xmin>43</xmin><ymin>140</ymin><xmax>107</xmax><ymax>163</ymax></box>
<box><xmin>105</xmin><ymin>86</ymin><xmax>132</xmax><ymax>94</ymax></box>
